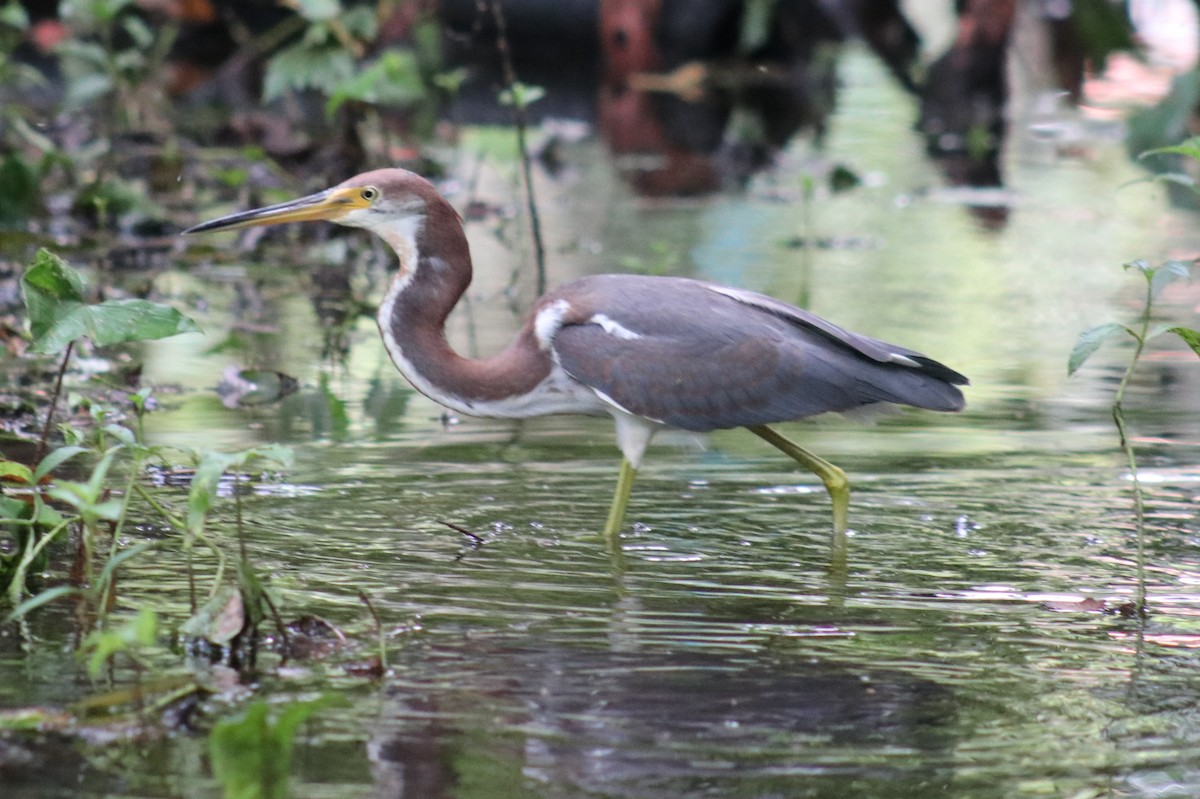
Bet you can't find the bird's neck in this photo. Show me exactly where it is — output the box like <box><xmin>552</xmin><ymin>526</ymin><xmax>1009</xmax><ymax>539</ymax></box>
<box><xmin>374</xmin><ymin>195</ymin><xmax>552</xmax><ymax>415</ymax></box>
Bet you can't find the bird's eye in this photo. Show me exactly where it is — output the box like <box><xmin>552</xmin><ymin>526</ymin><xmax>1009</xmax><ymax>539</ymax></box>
<box><xmin>360</xmin><ymin>186</ymin><xmax>379</xmax><ymax>202</ymax></box>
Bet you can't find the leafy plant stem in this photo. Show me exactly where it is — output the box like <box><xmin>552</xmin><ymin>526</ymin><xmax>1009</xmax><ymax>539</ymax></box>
<box><xmin>96</xmin><ymin>458</ymin><xmax>142</xmax><ymax>622</ymax></box>
<box><xmin>132</xmin><ymin>484</ymin><xmax>227</xmax><ymax>602</ymax></box>
<box><xmin>35</xmin><ymin>340</ymin><xmax>74</xmax><ymax>464</ymax></box>
<box><xmin>235</xmin><ymin>471</ymin><xmax>247</xmax><ymax>564</ymax></box>
<box><xmin>7</xmin><ymin>518</ymin><xmax>72</xmax><ymax>607</ymax></box>
<box><xmin>1113</xmin><ymin>278</ymin><xmax>1151</xmax><ymax>616</ymax></box>
<box><xmin>358</xmin><ymin>589</ymin><xmax>387</xmax><ymax>672</ymax></box>
<box><xmin>489</xmin><ymin>0</ymin><xmax>547</xmax><ymax>296</ymax></box>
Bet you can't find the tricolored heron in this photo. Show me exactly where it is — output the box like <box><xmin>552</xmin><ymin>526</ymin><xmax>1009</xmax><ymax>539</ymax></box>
<box><xmin>185</xmin><ymin>168</ymin><xmax>967</xmax><ymax>557</ymax></box>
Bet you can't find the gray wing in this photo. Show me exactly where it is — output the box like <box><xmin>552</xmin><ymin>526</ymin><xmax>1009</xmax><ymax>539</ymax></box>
<box><xmin>550</xmin><ymin>276</ymin><xmax>966</xmax><ymax>433</ymax></box>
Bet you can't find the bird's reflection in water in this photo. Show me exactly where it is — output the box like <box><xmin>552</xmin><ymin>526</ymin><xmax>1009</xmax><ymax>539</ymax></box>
<box><xmin>367</xmin><ymin>644</ymin><xmax>956</xmax><ymax>798</ymax></box>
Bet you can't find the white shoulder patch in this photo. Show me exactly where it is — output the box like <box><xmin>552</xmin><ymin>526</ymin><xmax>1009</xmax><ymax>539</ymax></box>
<box><xmin>534</xmin><ymin>299</ymin><xmax>572</xmax><ymax>350</ymax></box>
<box><xmin>590</xmin><ymin>313</ymin><xmax>642</xmax><ymax>341</ymax></box>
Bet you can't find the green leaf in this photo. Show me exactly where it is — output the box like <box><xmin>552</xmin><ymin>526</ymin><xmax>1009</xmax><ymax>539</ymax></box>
<box><xmin>1068</xmin><ymin>322</ymin><xmax>1132</xmax><ymax>375</ymax></box>
<box><xmin>0</xmin><ymin>460</ymin><xmax>34</xmax><ymax>486</ymax></box>
<box><xmin>23</xmin><ymin>249</ymin><xmax>84</xmax><ymax>311</ymax></box>
<box><xmin>498</xmin><ymin>82</ymin><xmax>545</xmax><ymax>107</ymax></box>
<box><xmin>4</xmin><ymin>585</ymin><xmax>80</xmax><ymax>623</ymax></box>
<box><xmin>0</xmin><ymin>1</ymin><xmax>30</xmax><ymax>29</ymax></box>
<box><xmin>64</xmin><ymin>72</ymin><xmax>113</xmax><ymax>108</ymax></box>
<box><xmin>432</xmin><ymin>68</ymin><xmax>469</xmax><ymax>94</ymax></box>
<box><xmin>82</xmin><ymin>607</ymin><xmax>157</xmax><ymax>678</ymax></box>
<box><xmin>292</xmin><ymin>0</ymin><xmax>340</xmax><ymax>21</ymax></box>
<box><xmin>94</xmin><ymin>541</ymin><xmax>155</xmax><ymax>599</ymax></box>
<box><xmin>1139</xmin><ymin>135</ymin><xmax>1200</xmax><ymax>163</ymax></box>
<box><xmin>1070</xmin><ymin>0</ymin><xmax>1136</xmax><ymax>72</ymax></box>
<box><xmin>324</xmin><ymin>49</ymin><xmax>426</xmax><ymax>117</ymax></box>
<box><xmin>180</xmin><ymin>584</ymin><xmax>244</xmax><ymax>644</ymax></box>
<box><xmin>34</xmin><ymin>445</ymin><xmax>90</xmax><ymax>482</ymax></box>
<box><xmin>339</xmin><ymin>5</ymin><xmax>376</xmax><ymax>39</ymax></box>
<box><xmin>1121</xmin><ymin>171</ymin><xmax>1198</xmax><ymax>193</ymax></box>
<box><xmin>209</xmin><ymin>695</ymin><xmax>347</xmax><ymax>799</ymax></box>
<box><xmin>1168</xmin><ymin>327</ymin><xmax>1200</xmax><ymax>358</ymax></box>
<box><xmin>21</xmin><ymin>249</ymin><xmax>199</xmax><ymax>355</ymax></box>
<box><xmin>187</xmin><ymin>446</ymin><xmax>293</xmax><ymax>536</ymax></box>
<box><xmin>1127</xmin><ymin>69</ymin><xmax>1200</xmax><ymax>159</ymax></box>
<box><xmin>1150</xmin><ymin>259</ymin><xmax>1192</xmax><ymax>297</ymax></box>
<box><xmin>101</xmin><ymin>424</ymin><xmax>137</xmax><ymax>448</ymax></box>
<box><xmin>120</xmin><ymin>14</ymin><xmax>153</xmax><ymax>49</ymax></box>
<box><xmin>36</xmin><ymin>298</ymin><xmax>201</xmax><ymax>355</ymax></box>
<box><xmin>263</xmin><ymin>40</ymin><xmax>356</xmax><ymax>103</ymax></box>
<box><xmin>0</xmin><ymin>154</ymin><xmax>41</xmax><ymax>226</ymax></box>
<box><xmin>0</xmin><ymin>495</ymin><xmax>28</xmax><ymax>521</ymax></box>
<box><xmin>34</xmin><ymin>498</ymin><xmax>65</xmax><ymax>528</ymax></box>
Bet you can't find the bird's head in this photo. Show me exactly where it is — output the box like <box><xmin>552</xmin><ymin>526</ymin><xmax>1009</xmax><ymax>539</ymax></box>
<box><xmin>183</xmin><ymin>169</ymin><xmax>434</xmax><ymax>242</ymax></box>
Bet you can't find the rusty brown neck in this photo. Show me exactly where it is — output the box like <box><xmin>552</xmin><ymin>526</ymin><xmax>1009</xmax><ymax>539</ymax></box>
<box><xmin>374</xmin><ymin>193</ymin><xmax>552</xmax><ymax>412</ymax></box>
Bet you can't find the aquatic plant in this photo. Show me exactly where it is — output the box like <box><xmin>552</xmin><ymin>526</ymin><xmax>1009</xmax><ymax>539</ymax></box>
<box><xmin>1</xmin><ymin>250</ymin><xmax>293</xmax><ymax>679</ymax></box>
<box><xmin>208</xmin><ymin>694</ymin><xmax>348</xmax><ymax>799</ymax></box>
<box><xmin>1069</xmin><ymin>259</ymin><xmax>1199</xmax><ymax>612</ymax></box>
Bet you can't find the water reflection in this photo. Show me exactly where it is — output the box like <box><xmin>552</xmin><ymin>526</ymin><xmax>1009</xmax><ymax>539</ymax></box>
<box><xmin>439</xmin><ymin>0</ymin><xmax>1141</xmax><ymax>223</ymax></box>
<box><xmin>368</xmin><ymin>645</ymin><xmax>956</xmax><ymax>798</ymax></box>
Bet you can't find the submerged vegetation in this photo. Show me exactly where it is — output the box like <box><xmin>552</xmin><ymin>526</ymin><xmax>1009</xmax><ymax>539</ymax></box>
<box><xmin>1069</xmin><ymin>137</ymin><xmax>1200</xmax><ymax>613</ymax></box>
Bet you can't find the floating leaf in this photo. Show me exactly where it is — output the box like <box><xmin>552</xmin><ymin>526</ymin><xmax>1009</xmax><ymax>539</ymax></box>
<box><xmin>1168</xmin><ymin>327</ymin><xmax>1200</xmax><ymax>358</ymax></box>
<box><xmin>216</xmin><ymin>368</ymin><xmax>300</xmax><ymax>409</ymax></box>
<box><xmin>21</xmin><ymin>249</ymin><xmax>199</xmax><ymax>355</ymax></box>
<box><xmin>1068</xmin><ymin>322</ymin><xmax>1131</xmax><ymax>375</ymax></box>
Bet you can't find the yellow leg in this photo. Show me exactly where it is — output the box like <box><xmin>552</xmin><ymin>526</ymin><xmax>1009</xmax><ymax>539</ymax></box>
<box><xmin>748</xmin><ymin>424</ymin><xmax>849</xmax><ymax>564</ymax></box>
<box><xmin>603</xmin><ymin>457</ymin><xmax>638</xmax><ymax>548</ymax></box>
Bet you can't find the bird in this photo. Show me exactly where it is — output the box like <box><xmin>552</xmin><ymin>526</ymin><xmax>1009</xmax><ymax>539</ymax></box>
<box><xmin>185</xmin><ymin>168</ymin><xmax>968</xmax><ymax>559</ymax></box>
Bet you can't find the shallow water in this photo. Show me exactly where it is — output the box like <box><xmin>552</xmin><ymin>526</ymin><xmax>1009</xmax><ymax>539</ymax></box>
<box><xmin>5</xmin><ymin>47</ymin><xmax>1200</xmax><ymax>798</ymax></box>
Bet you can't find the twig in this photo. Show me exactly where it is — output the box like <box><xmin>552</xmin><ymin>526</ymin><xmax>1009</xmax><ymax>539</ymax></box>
<box><xmin>36</xmin><ymin>341</ymin><xmax>74</xmax><ymax>464</ymax></box>
<box><xmin>489</xmin><ymin>0</ymin><xmax>547</xmax><ymax>296</ymax></box>
<box><xmin>356</xmin><ymin>589</ymin><xmax>387</xmax><ymax>672</ymax></box>
<box><xmin>439</xmin><ymin>519</ymin><xmax>485</xmax><ymax>561</ymax></box>
<box><xmin>439</xmin><ymin>519</ymin><xmax>484</xmax><ymax>546</ymax></box>
<box><xmin>260</xmin><ymin>588</ymin><xmax>290</xmax><ymax>664</ymax></box>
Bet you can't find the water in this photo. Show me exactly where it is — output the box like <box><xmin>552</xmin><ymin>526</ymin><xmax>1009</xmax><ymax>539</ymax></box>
<box><xmin>4</xmin><ymin>48</ymin><xmax>1200</xmax><ymax>798</ymax></box>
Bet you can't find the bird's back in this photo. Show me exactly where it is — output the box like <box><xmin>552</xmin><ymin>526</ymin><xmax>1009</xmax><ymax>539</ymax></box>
<box><xmin>546</xmin><ymin>274</ymin><xmax>966</xmax><ymax>433</ymax></box>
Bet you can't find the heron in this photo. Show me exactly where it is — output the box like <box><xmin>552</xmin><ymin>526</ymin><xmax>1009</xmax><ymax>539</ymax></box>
<box><xmin>185</xmin><ymin>168</ymin><xmax>967</xmax><ymax>558</ymax></box>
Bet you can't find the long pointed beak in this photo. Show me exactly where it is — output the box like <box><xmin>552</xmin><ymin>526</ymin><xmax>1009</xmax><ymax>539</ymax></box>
<box><xmin>183</xmin><ymin>186</ymin><xmax>369</xmax><ymax>234</ymax></box>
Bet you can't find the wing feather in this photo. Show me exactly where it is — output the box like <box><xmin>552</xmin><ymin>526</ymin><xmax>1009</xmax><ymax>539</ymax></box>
<box><xmin>547</xmin><ymin>276</ymin><xmax>966</xmax><ymax>432</ymax></box>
